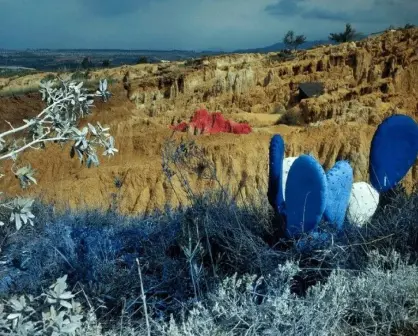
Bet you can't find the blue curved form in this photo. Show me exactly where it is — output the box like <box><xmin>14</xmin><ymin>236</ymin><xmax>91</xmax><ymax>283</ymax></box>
<box><xmin>268</xmin><ymin>134</ymin><xmax>285</xmax><ymax>213</ymax></box>
<box><xmin>285</xmin><ymin>154</ymin><xmax>328</xmax><ymax>238</ymax></box>
<box><xmin>369</xmin><ymin>114</ymin><xmax>418</xmax><ymax>193</ymax></box>
<box><xmin>323</xmin><ymin>161</ymin><xmax>353</xmax><ymax>230</ymax></box>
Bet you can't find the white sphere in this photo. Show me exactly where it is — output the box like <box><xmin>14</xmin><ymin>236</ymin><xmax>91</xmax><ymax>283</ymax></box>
<box><xmin>282</xmin><ymin>157</ymin><xmax>298</xmax><ymax>201</ymax></box>
<box><xmin>347</xmin><ymin>182</ymin><xmax>380</xmax><ymax>226</ymax></box>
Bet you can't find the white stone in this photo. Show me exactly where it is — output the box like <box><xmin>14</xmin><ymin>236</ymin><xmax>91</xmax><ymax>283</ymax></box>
<box><xmin>282</xmin><ymin>156</ymin><xmax>298</xmax><ymax>201</ymax></box>
<box><xmin>347</xmin><ymin>181</ymin><xmax>379</xmax><ymax>226</ymax></box>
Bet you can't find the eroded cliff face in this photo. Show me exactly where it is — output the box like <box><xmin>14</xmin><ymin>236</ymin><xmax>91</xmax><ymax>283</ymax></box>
<box><xmin>0</xmin><ymin>28</ymin><xmax>417</xmax><ymax>215</ymax></box>
<box><xmin>122</xmin><ymin>28</ymin><xmax>418</xmax><ymax>125</ymax></box>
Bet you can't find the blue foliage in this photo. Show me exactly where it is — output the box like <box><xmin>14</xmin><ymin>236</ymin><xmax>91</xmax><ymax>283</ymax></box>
<box><xmin>285</xmin><ymin>155</ymin><xmax>328</xmax><ymax>238</ymax></box>
<box><xmin>369</xmin><ymin>114</ymin><xmax>418</xmax><ymax>193</ymax></box>
<box><xmin>70</xmin><ymin>226</ymin><xmax>128</xmax><ymax>282</ymax></box>
<box><xmin>0</xmin><ymin>208</ymin><xmax>183</xmax><ymax>297</ymax></box>
<box><xmin>268</xmin><ymin>134</ymin><xmax>285</xmax><ymax>213</ymax></box>
<box><xmin>296</xmin><ymin>232</ymin><xmax>331</xmax><ymax>253</ymax></box>
<box><xmin>0</xmin><ymin>275</ymin><xmax>13</xmax><ymax>295</ymax></box>
<box><xmin>323</xmin><ymin>161</ymin><xmax>353</xmax><ymax>230</ymax></box>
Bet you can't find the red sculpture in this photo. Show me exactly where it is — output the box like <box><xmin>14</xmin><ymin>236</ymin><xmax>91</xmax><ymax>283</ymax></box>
<box><xmin>171</xmin><ymin>108</ymin><xmax>252</xmax><ymax>135</ymax></box>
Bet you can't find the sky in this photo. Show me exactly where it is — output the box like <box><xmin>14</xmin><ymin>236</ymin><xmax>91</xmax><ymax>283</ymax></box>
<box><xmin>0</xmin><ymin>0</ymin><xmax>417</xmax><ymax>51</ymax></box>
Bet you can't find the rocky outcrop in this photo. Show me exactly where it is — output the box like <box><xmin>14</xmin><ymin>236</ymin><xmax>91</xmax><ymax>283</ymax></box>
<box><xmin>120</xmin><ymin>28</ymin><xmax>418</xmax><ymax>126</ymax></box>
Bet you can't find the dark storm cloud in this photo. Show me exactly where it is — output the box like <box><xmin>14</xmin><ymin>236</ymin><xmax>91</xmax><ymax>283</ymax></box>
<box><xmin>265</xmin><ymin>0</ymin><xmax>418</xmax><ymax>24</ymax></box>
<box><xmin>301</xmin><ymin>9</ymin><xmax>351</xmax><ymax>22</ymax></box>
<box><xmin>265</xmin><ymin>0</ymin><xmax>305</xmax><ymax>16</ymax></box>
<box><xmin>0</xmin><ymin>0</ymin><xmax>417</xmax><ymax>50</ymax></box>
<box><xmin>78</xmin><ymin>0</ymin><xmax>155</xmax><ymax>17</ymax></box>
<box><xmin>264</xmin><ymin>0</ymin><xmax>352</xmax><ymax>22</ymax></box>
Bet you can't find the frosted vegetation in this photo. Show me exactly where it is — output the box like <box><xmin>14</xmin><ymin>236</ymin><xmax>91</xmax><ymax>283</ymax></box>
<box><xmin>0</xmin><ymin>76</ymin><xmax>417</xmax><ymax>335</ymax></box>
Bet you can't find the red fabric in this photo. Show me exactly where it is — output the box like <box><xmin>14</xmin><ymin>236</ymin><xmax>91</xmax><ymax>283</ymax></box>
<box><xmin>171</xmin><ymin>109</ymin><xmax>252</xmax><ymax>134</ymax></box>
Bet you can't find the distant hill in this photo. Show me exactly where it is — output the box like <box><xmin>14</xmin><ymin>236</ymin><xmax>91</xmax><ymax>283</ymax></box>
<box><xmin>233</xmin><ymin>40</ymin><xmax>333</xmax><ymax>54</ymax></box>
<box><xmin>0</xmin><ymin>39</ymin><xmax>340</xmax><ymax>71</ymax></box>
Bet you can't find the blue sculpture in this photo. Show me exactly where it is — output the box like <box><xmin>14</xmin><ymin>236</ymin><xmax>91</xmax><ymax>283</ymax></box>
<box><xmin>369</xmin><ymin>114</ymin><xmax>418</xmax><ymax>193</ymax></box>
<box><xmin>285</xmin><ymin>154</ymin><xmax>328</xmax><ymax>237</ymax></box>
<box><xmin>347</xmin><ymin>114</ymin><xmax>417</xmax><ymax>225</ymax></box>
<box><xmin>268</xmin><ymin>135</ymin><xmax>285</xmax><ymax>214</ymax></box>
<box><xmin>323</xmin><ymin>161</ymin><xmax>353</xmax><ymax>230</ymax></box>
<box><xmin>268</xmin><ymin>114</ymin><xmax>417</xmax><ymax>240</ymax></box>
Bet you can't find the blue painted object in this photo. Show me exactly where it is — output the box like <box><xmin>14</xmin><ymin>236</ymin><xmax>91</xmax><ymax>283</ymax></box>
<box><xmin>323</xmin><ymin>161</ymin><xmax>353</xmax><ymax>230</ymax></box>
<box><xmin>285</xmin><ymin>155</ymin><xmax>328</xmax><ymax>238</ymax></box>
<box><xmin>369</xmin><ymin>114</ymin><xmax>418</xmax><ymax>193</ymax></box>
<box><xmin>268</xmin><ymin>134</ymin><xmax>285</xmax><ymax>213</ymax></box>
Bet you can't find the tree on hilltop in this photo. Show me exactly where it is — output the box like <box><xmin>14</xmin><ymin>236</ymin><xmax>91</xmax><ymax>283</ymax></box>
<box><xmin>329</xmin><ymin>23</ymin><xmax>363</xmax><ymax>43</ymax></box>
<box><xmin>283</xmin><ymin>30</ymin><xmax>307</xmax><ymax>50</ymax></box>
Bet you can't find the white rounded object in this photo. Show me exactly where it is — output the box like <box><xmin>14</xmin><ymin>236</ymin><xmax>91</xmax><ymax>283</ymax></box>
<box><xmin>282</xmin><ymin>156</ymin><xmax>298</xmax><ymax>201</ymax></box>
<box><xmin>347</xmin><ymin>181</ymin><xmax>380</xmax><ymax>226</ymax></box>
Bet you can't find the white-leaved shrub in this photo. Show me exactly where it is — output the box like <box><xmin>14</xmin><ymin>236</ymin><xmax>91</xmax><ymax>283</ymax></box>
<box><xmin>0</xmin><ymin>75</ymin><xmax>117</xmax><ymax>232</ymax></box>
<box><xmin>157</xmin><ymin>251</ymin><xmax>418</xmax><ymax>335</ymax></box>
<box><xmin>0</xmin><ymin>274</ymin><xmax>98</xmax><ymax>335</ymax></box>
